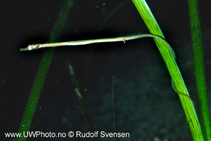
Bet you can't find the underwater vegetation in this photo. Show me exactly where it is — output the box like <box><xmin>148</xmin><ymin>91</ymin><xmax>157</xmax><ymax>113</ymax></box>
<box><xmin>15</xmin><ymin>0</ymin><xmax>210</xmax><ymax>140</ymax></box>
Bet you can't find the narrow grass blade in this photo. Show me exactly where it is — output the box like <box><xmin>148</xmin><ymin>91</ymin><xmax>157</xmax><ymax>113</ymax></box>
<box><xmin>16</xmin><ymin>1</ymin><xmax>73</xmax><ymax>140</ymax></box>
<box><xmin>132</xmin><ymin>0</ymin><xmax>204</xmax><ymax>140</ymax></box>
<box><xmin>188</xmin><ymin>0</ymin><xmax>211</xmax><ymax>140</ymax></box>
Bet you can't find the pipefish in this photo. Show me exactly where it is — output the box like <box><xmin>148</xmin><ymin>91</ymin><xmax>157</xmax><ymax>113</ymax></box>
<box><xmin>20</xmin><ymin>33</ymin><xmax>194</xmax><ymax>105</ymax></box>
<box><xmin>20</xmin><ymin>33</ymin><xmax>175</xmax><ymax>59</ymax></box>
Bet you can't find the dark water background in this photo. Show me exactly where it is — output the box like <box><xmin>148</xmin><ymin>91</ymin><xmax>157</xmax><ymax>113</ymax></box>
<box><xmin>1</xmin><ymin>0</ymin><xmax>211</xmax><ymax>140</ymax></box>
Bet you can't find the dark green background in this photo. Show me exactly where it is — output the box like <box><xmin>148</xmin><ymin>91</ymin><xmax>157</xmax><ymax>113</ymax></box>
<box><xmin>1</xmin><ymin>0</ymin><xmax>211</xmax><ymax>140</ymax></box>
